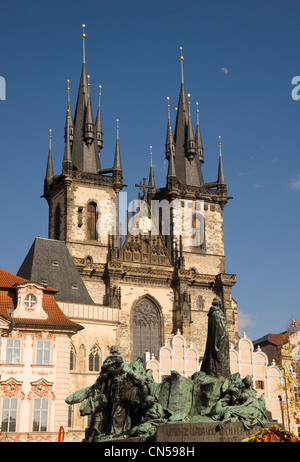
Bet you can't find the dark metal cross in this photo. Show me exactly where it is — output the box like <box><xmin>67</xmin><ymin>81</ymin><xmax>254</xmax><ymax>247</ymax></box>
<box><xmin>135</xmin><ymin>178</ymin><xmax>149</xmax><ymax>199</ymax></box>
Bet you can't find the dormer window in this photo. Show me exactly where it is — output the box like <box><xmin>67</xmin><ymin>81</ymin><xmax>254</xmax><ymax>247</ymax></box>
<box><xmin>12</xmin><ymin>283</ymin><xmax>48</xmax><ymax>321</ymax></box>
<box><xmin>24</xmin><ymin>294</ymin><xmax>37</xmax><ymax>309</ymax></box>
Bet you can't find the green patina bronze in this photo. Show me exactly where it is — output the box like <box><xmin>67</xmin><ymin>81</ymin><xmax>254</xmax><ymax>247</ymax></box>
<box><xmin>66</xmin><ymin>297</ymin><xmax>270</xmax><ymax>442</ymax></box>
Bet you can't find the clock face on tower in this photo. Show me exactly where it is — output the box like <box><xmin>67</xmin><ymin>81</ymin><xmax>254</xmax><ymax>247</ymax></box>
<box><xmin>138</xmin><ymin>216</ymin><xmax>152</xmax><ymax>233</ymax></box>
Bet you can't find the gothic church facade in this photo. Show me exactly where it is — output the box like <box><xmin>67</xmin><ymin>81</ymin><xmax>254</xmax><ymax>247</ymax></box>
<box><xmin>18</xmin><ymin>29</ymin><xmax>238</xmax><ymax>374</ymax></box>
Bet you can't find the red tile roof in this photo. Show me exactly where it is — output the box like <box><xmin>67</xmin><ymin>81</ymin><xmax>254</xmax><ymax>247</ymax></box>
<box><xmin>0</xmin><ymin>269</ymin><xmax>82</xmax><ymax>331</ymax></box>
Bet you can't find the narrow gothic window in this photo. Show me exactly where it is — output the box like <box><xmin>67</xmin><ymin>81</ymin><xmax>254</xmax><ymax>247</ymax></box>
<box><xmin>87</xmin><ymin>202</ymin><xmax>97</xmax><ymax>241</ymax></box>
<box><xmin>78</xmin><ymin>344</ymin><xmax>86</xmax><ymax>372</ymax></box>
<box><xmin>54</xmin><ymin>204</ymin><xmax>61</xmax><ymax>240</ymax></box>
<box><xmin>70</xmin><ymin>344</ymin><xmax>76</xmax><ymax>371</ymax></box>
<box><xmin>132</xmin><ymin>298</ymin><xmax>162</xmax><ymax>361</ymax></box>
<box><xmin>88</xmin><ymin>344</ymin><xmax>101</xmax><ymax>372</ymax></box>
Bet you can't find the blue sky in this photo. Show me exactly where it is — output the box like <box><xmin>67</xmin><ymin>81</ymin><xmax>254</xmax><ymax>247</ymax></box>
<box><xmin>0</xmin><ymin>0</ymin><xmax>300</xmax><ymax>341</ymax></box>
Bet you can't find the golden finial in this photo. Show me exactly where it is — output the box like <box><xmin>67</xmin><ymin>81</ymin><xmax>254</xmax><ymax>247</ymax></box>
<box><xmin>82</xmin><ymin>24</ymin><xmax>86</xmax><ymax>63</ymax></box>
<box><xmin>98</xmin><ymin>84</ymin><xmax>102</xmax><ymax>107</ymax></box>
<box><xmin>180</xmin><ymin>46</ymin><xmax>184</xmax><ymax>84</ymax></box>
<box><xmin>116</xmin><ymin>118</ymin><xmax>119</xmax><ymax>139</ymax></box>
<box><xmin>67</xmin><ymin>79</ymin><xmax>70</xmax><ymax>102</ymax></box>
<box><xmin>150</xmin><ymin>145</ymin><xmax>153</xmax><ymax>167</ymax></box>
<box><xmin>180</xmin><ymin>46</ymin><xmax>184</xmax><ymax>61</ymax></box>
<box><xmin>219</xmin><ymin>136</ymin><xmax>222</xmax><ymax>156</ymax></box>
<box><xmin>167</xmin><ymin>96</ymin><xmax>171</xmax><ymax>120</ymax></box>
<box><xmin>49</xmin><ymin>129</ymin><xmax>52</xmax><ymax>150</ymax></box>
<box><xmin>196</xmin><ymin>101</ymin><xmax>199</xmax><ymax>125</ymax></box>
<box><xmin>187</xmin><ymin>93</ymin><xmax>191</xmax><ymax>115</ymax></box>
<box><xmin>87</xmin><ymin>74</ymin><xmax>90</xmax><ymax>87</ymax></box>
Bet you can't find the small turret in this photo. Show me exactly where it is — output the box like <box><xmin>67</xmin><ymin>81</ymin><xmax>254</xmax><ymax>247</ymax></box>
<box><xmin>64</xmin><ymin>80</ymin><xmax>74</xmax><ymax>147</ymax></box>
<box><xmin>186</xmin><ymin>94</ymin><xmax>196</xmax><ymax>162</ymax></box>
<box><xmin>195</xmin><ymin>102</ymin><xmax>204</xmax><ymax>164</ymax></box>
<box><xmin>148</xmin><ymin>146</ymin><xmax>156</xmax><ymax>193</ymax></box>
<box><xmin>95</xmin><ymin>85</ymin><xmax>103</xmax><ymax>152</ymax></box>
<box><xmin>45</xmin><ymin>129</ymin><xmax>54</xmax><ymax>185</ymax></box>
<box><xmin>113</xmin><ymin>119</ymin><xmax>123</xmax><ymax>194</ymax></box>
<box><xmin>84</xmin><ymin>75</ymin><xmax>95</xmax><ymax>146</ymax></box>
<box><xmin>165</xmin><ymin>97</ymin><xmax>175</xmax><ymax>159</ymax></box>
<box><xmin>217</xmin><ymin>136</ymin><xmax>226</xmax><ymax>186</ymax></box>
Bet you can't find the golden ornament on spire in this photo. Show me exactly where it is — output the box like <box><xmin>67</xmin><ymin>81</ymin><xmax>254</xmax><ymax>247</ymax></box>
<box><xmin>82</xmin><ymin>24</ymin><xmax>86</xmax><ymax>38</ymax></box>
<box><xmin>180</xmin><ymin>46</ymin><xmax>184</xmax><ymax>61</ymax></box>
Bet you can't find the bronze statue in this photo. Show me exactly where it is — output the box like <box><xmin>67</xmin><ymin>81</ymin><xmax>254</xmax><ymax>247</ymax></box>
<box><xmin>200</xmin><ymin>296</ymin><xmax>231</xmax><ymax>378</ymax></box>
<box><xmin>66</xmin><ymin>301</ymin><xmax>270</xmax><ymax>441</ymax></box>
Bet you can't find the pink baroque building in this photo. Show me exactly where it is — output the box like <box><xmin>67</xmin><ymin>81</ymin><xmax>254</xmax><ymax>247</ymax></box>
<box><xmin>145</xmin><ymin>331</ymin><xmax>285</xmax><ymax>426</ymax></box>
<box><xmin>0</xmin><ymin>269</ymin><xmax>82</xmax><ymax>442</ymax></box>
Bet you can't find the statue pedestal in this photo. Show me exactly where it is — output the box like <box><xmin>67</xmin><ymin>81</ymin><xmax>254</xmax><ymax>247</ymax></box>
<box><xmin>155</xmin><ymin>421</ymin><xmax>272</xmax><ymax>443</ymax></box>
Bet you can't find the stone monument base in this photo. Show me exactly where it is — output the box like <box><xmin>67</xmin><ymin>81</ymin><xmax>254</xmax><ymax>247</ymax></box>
<box><xmin>155</xmin><ymin>421</ymin><xmax>272</xmax><ymax>443</ymax></box>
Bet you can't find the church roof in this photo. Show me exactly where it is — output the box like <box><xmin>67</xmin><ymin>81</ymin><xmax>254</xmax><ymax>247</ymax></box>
<box><xmin>17</xmin><ymin>237</ymin><xmax>95</xmax><ymax>305</ymax></box>
<box><xmin>0</xmin><ymin>268</ymin><xmax>82</xmax><ymax>330</ymax></box>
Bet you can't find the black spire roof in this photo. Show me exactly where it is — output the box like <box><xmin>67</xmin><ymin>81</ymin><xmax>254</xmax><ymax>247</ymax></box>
<box><xmin>69</xmin><ymin>28</ymin><xmax>101</xmax><ymax>173</ymax></box>
<box><xmin>45</xmin><ymin>130</ymin><xmax>54</xmax><ymax>181</ymax></box>
<box><xmin>167</xmin><ymin>50</ymin><xmax>204</xmax><ymax>188</ymax></box>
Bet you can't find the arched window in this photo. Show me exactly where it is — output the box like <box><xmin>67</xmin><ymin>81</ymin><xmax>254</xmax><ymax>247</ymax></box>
<box><xmin>132</xmin><ymin>298</ymin><xmax>162</xmax><ymax>361</ymax></box>
<box><xmin>70</xmin><ymin>343</ymin><xmax>76</xmax><ymax>371</ymax></box>
<box><xmin>78</xmin><ymin>344</ymin><xmax>86</xmax><ymax>372</ymax></box>
<box><xmin>54</xmin><ymin>204</ymin><xmax>61</xmax><ymax>240</ymax></box>
<box><xmin>87</xmin><ymin>202</ymin><xmax>97</xmax><ymax>241</ymax></box>
<box><xmin>88</xmin><ymin>344</ymin><xmax>101</xmax><ymax>372</ymax></box>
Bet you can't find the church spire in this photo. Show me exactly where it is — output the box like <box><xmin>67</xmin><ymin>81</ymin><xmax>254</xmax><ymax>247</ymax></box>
<box><xmin>217</xmin><ymin>136</ymin><xmax>226</xmax><ymax>185</ymax></box>
<box><xmin>65</xmin><ymin>79</ymin><xmax>74</xmax><ymax>147</ymax></box>
<box><xmin>63</xmin><ymin>108</ymin><xmax>72</xmax><ymax>166</ymax></box>
<box><xmin>45</xmin><ymin>129</ymin><xmax>54</xmax><ymax>182</ymax></box>
<box><xmin>166</xmin><ymin>98</ymin><xmax>176</xmax><ymax>182</ymax></box>
<box><xmin>113</xmin><ymin>119</ymin><xmax>122</xmax><ymax>170</ymax></box>
<box><xmin>172</xmin><ymin>47</ymin><xmax>204</xmax><ymax>187</ymax></box>
<box><xmin>84</xmin><ymin>74</ymin><xmax>95</xmax><ymax>146</ymax></box>
<box><xmin>71</xmin><ymin>24</ymin><xmax>100</xmax><ymax>173</ymax></box>
<box><xmin>186</xmin><ymin>93</ymin><xmax>196</xmax><ymax>162</ymax></box>
<box><xmin>113</xmin><ymin>118</ymin><xmax>123</xmax><ymax>194</ymax></box>
<box><xmin>148</xmin><ymin>146</ymin><xmax>156</xmax><ymax>190</ymax></box>
<box><xmin>95</xmin><ymin>85</ymin><xmax>103</xmax><ymax>152</ymax></box>
<box><xmin>195</xmin><ymin>101</ymin><xmax>204</xmax><ymax>164</ymax></box>
<box><xmin>165</xmin><ymin>97</ymin><xmax>175</xmax><ymax>159</ymax></box>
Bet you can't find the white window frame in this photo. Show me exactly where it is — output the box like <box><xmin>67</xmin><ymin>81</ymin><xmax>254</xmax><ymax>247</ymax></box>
<box><xmin>6</xmin><ymin>338</ymin><xmax>21</xmax><ymax>364</ymax></box>
<box><xmin>36</xmin><ymin>340</ymin><xmax>51</xmax><ymax>365</ymax></box>
<box><xmin>1</xmin><ymin>397</ymin><xmax>18</xmax><ymax>432</ymax></box>
<box><xmin>32</xmin><ymin>398</ymin><xmax>49</xmax><ymax>432</ymax></box>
